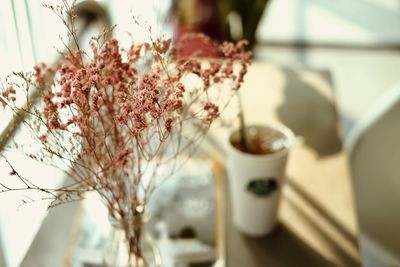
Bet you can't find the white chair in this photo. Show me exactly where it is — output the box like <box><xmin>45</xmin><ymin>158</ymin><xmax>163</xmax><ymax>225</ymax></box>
<box><xmin>345</xmin><ymin>83</ymin><xmax>400</xmax><ymax>267</ymax></box>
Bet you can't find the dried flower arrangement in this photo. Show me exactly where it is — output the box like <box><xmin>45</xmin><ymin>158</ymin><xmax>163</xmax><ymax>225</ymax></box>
<box><xmin>0</xmin><ymin>1</ymin><xmax>250</xmax><ymax>265</ymax></box>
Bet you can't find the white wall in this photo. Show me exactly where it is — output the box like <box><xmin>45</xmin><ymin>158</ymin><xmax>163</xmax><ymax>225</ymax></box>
<box><xmin>254</xmin><ymin>0</ymin><xmax>400</xmax><ymax>138</ymax></box>
<box><xmin>257</xmin><ymin>0</ymin><xmax>400</xmax><ymax>45</ymax></box>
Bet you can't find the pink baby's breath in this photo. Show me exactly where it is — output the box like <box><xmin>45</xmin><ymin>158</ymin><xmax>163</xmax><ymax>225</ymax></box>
<box><xmin>204</xmin><ymin>102</ymin><xmax>219</xmax><ymax>119</ymax></box>
<box><xmin>0</xmin><ymin>2</ymin><xmax>251</xmax><ymax>262</ymax></box>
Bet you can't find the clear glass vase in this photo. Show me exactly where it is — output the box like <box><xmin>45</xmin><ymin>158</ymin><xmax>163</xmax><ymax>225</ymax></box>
<box><xmin>103</xmin><ymin>214</ymin><xmax>161</xmax><ymax>267</ymax></box>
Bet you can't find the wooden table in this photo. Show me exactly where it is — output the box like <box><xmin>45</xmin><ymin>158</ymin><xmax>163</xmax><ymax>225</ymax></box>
<box><xmin>205</xmin><ymin>61</ymin><xmax>360</xmax><ymax>267</ymax></box>
<box><xmin>20</xmin><ymin>62</ymin><xmax>360</xmax><ymax>267</ymax></box>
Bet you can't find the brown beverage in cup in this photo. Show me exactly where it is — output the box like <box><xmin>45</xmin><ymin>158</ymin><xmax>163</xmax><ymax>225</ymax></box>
<box><xmin>230</xmin><ymin>126</ymin><xmax>289</xmax><ymax>155</ymax></box>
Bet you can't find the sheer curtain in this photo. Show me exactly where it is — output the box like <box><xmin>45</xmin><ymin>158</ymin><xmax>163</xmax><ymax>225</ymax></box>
<box><xmin>0</xmin><ymin>1</ymin><xmax>172</xmax><ymax>266</ymax></box>
<box><xmin>0</xmin><ymin>1</ymin><xmax>65</xmax><ymax>267</ymax></box>
<box><xmin>0</xmin><ymin>0</ymin><xmax>64</xmax><ymax>133</ymax></box>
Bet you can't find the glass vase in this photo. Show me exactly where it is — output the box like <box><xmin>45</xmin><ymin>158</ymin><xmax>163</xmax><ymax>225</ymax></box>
<box><xmin>103</xmin><ymin>214</ymin><xmax>161</xmax><ymax>267</ymax></box>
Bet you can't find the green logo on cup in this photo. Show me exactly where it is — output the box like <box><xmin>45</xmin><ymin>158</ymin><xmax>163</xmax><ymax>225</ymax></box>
<box><xmin>247</xmin><ymin>178</ymin><xmax>278</xmax><ymax>197</ymax></box>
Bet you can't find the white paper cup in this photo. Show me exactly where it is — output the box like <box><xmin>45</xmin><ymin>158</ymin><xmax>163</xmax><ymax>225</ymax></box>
<box><xmin>226</xmin><ymin>124</ymin><xmax>295</xmax><ymax>236</ymax></box>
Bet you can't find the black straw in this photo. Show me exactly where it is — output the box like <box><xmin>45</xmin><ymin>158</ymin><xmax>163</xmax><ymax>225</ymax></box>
<box><xmin>237</xmin><ymin>92</ymin><xmax>249</xmax><ymax>152</ymax></box>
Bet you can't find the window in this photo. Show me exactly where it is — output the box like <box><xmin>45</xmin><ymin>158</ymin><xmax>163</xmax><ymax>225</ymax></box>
<box><xmin>0</xmin><ymin>2</ymin><xmax>67</xmax><ymax>267</ymax></box>
<box><xmin>0</xmin><ymin>1</ymin><xmax>173</xmax><ymax>266</ymax></box>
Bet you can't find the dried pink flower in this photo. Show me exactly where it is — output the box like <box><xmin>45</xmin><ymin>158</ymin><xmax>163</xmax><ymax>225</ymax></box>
<box><xmin>0</xmin><ymin>2</ymin><xmax>251</xmax><ymax>261</ymax></box>
<box><xmin>204</xmin><ymin>102</ymin><xmax>219</xmax><ymax>119</ymax></box>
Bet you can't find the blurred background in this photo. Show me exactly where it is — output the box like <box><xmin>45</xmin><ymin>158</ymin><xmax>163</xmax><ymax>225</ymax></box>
<box><xmin>1</xmin><ymin>0</ymin><xmax>400</xmax><ymax>266</ymax></box>
<box><xmin>2</xmin><ymin>0</ymin><xmax>400</xmax><ymax>137</ymax></box>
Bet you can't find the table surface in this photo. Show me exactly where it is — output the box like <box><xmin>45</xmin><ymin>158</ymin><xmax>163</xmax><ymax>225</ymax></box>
<box><xmin>206</xmin><ymin>61</ymin><xmax>360</xmax><ymax>267</ymax></box>
<box><xmin>21</xmin><ymin>62</ymin><xmax>360</xmax><ymax>267</ymax></box>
